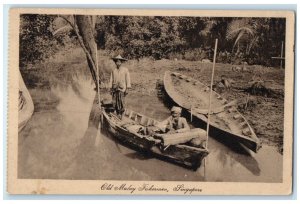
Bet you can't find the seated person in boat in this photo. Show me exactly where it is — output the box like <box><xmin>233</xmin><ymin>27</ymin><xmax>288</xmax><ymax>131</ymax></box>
<box><xmin>139</xmin><ymin>107</ymin><xmax>205</xmax><ymax>147</ymax></box>
<box><xmin>146</xmin><ymin>106</ymin><xmax>205</xmax><ymax>147</ymax></box>
<box><xmin>155</xmin><ymin>106</ymin><xmax>190</xmax><ymax>134</ymax></box>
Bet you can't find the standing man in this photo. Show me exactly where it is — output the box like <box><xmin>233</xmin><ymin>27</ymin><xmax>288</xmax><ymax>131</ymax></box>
<box><xmin>109</xmin><ymin>55</ymin><xmax>131</xmax><ymax>119</ymax></box>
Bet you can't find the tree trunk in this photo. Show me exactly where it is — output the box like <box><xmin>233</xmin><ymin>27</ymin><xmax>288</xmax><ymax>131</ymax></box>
<box><xmin>75</xmin><ymin>15</ymin><xmax>98</xmax><ymax>86</ymax></box>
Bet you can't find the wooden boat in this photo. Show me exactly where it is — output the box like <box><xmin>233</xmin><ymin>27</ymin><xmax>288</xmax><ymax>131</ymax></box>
<box><xmin>163</xmin><ymin>71</ymin><xmax>261</xmax><ymax>153</ymax></box>
<box><xmin>101</xmin><ymin>101</ymin><xmax>209</xmax><ymax>169</ymax></box>
<box><xmin>18</xmin><ymin>70</ymin><xmax>34</xmax><ymax>132</ymax></box>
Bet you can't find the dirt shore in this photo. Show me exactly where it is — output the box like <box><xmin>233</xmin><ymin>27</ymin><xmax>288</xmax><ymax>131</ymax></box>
<box><xmin>120</xmin><ymin>58</ymin><xmax>284</xmax><ymax>154</ymax></box>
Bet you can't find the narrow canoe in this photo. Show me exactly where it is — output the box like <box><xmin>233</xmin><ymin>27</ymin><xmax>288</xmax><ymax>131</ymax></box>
<box><xmin>18</xmin><ymin>70</ymin><xmax>34</xmax><ymax>132</ymax></box>
<box><xmin>163</xmin><ymin>71</ymin><xmax>261</xmax><ymax>152</ymax></box>
<box><xmin>101</xmin><ymin>102</ymin><xmax>209</xmax><ymax>169</ymax></box>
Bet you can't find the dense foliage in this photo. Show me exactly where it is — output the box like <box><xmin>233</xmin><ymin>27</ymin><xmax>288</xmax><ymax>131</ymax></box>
<box><xmin>20</xmin><ymin>15</ymin><xmax>286</xmax><ymax>67</ymax></box>
<box><xmin>19</xmin><ymin>14</ymin><xmax>76</xmax><ymax>68</ymax></box>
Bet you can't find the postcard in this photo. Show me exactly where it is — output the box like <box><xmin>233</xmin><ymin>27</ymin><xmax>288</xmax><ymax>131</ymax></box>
<box><xmin>7</xmin><ymin>8</ymin><xmax>294</xmax><ymax>195</ymax></box>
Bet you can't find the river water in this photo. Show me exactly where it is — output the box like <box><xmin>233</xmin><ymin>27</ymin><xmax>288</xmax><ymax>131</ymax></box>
<box><xmin>18</xmin><ymin>71</ymin><xmax>282</xmax><ymax>182</ymax></box>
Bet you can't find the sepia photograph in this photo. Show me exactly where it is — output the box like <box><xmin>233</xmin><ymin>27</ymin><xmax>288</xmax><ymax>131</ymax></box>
<box><xmin>7</xmin><ymin>8</ymin><xmax>294</xmax><ymax>195</ymax></box>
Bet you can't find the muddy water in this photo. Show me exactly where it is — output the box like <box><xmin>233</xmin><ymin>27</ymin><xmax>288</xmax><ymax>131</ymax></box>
<box><xmin>18</xmin><ymin>72</ymin><xmax>282</xmax><ymax>182</ymax></box>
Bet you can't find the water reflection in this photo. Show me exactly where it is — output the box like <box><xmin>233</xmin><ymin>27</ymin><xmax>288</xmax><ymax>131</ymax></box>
<box><xmin>125</xmin><ymin>152</ymin><xmax>152</xmax><ymax>160</ymax></box>
<box><xmin>68</xmin><ymin>94</ymin><xmax>103</xmax><ymax>180</ymax></box>
<box><xmin>18</xmin><ymin>71</ymin><xmax>282</xmax><ymax>182</ymax></box>
<box><xmin>207</xmin><ymin>136</ymin><xmax>261</xmax><ymax>176</ymax></box>
<box><xmin>208</xmin><ymin>139</ymin><xmax>261</xmax><ymax>177</ymax></box>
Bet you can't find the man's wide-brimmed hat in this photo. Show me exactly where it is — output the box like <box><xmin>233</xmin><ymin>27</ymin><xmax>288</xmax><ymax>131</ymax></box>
<box><xmin>112</xmin><ymin>55</ymin><xmax>128</xmax><ymax>62</ymax></box>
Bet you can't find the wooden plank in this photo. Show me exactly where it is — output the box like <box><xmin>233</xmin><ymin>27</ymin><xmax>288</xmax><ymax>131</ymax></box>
<box><xmin>176</xmin><ymin>144</ymin><xmax>207</xmax><ymax>152</ymax></box>
<box><xmin>130</xmin><ymin>112</ymin><xmax>137</xmax><ymax>121</ymax></box>
<box><xmin>271</xmin><ymin>57</ymin><xmax>285</xmax><ymax>59</ymax></box>
<box><xmin>128</xmin><ymin>110</ymin><xmax>133</xmax><ymax>119</ymax></box>
<box><xmin>124</xmin><ymin>109</ymin><xmax>130</xmax><ymax>116</ymax></box>
<box><xmin>140</xmin><ymin>116</ymin><xmax>149</xmax><ymax>126</ymax></box>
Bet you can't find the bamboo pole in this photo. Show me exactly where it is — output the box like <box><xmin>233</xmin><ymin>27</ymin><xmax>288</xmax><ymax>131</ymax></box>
<box><xmin>280</xmin><ymin>41</ymin><xmax>284</xmax><ymax>68</ymax></box>
<box><xmin>206</xmin><ymin>39</ymin><xmax>218</xmax><ymax>148</ymax></box>
<box><xmin>95</xmin><ymin>44</ymin><xmax>103</xmax><ymax>127</ymax></box>
<box><xmin>245</xmin><ymin>93</ymin><xmax>250</xmax><ymax>110</ymax></box>
<box><xmin>204</xmin><ymin>39</ymin><xmax>218</xmax><ymax>178</ymax></box>
<box><xmin>95</xmin><ymin>44</ymin><xmax>101</xmax><ymax>108</ymax></box>
<box><xmin>190</xmin><ymin>105</ymin><xmax>193</xmax><ymax>122</ymax></box>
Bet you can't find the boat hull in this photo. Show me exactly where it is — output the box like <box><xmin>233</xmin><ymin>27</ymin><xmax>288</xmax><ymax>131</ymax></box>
<box><xmin>18</xmin><ymin>70</ymin><xmax>34</xmax><ymax>132</ymax></box>
<box><xmin>163</xmin><ymin>71</ymin><xmax>261</xmax><ymax>152</ymax></box>
<box><xmin>101</xmin><ymin>108</ymin><xmax>209</xmax><ymax>169</ymax></box>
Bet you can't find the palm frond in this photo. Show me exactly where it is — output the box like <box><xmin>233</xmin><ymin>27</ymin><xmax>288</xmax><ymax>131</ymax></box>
<box><xmin>246</xmin><ymin>36</ymin><xmax>259</xmax><ymax>54</ymax></box>
<box><xmin>233</xmin><ymin>30</ymin><xmax>245</xmax><ymax>49</ymax></box>
<box><xmin>52</xmin><ymin>25</ymin><xmax>73</xmax><ymax>36</ymax></box>
<box><xmin>226</xmin><ymin>18</ymin><xmax>255</xmax><ymax>40</ymax></box>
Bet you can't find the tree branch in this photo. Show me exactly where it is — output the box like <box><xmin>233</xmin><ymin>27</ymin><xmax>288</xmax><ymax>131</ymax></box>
<box><xmin>58</xmin><ymin>15</ymin><xmax>98</xmax><ymax>85</ymax></box>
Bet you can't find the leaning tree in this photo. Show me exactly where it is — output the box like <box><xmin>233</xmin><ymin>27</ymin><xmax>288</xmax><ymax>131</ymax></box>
<box><xmin>54</xmin><ymin>15</ymin><xmax>99</xmax><ymax>88</ymax></box>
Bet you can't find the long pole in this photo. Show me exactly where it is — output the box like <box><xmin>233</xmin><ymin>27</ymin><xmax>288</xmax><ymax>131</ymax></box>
<box><xmin>206</xmin><ymin>39</ymin><xmax>218</xmax><ymax>148</ymax></box>
<box><xmin>280</xmin><ymin>41</ymin><xmax>284</xmax><ymax>69</ymax></box>
<box><xmin>190</xmin><ymin>105</ymin><xmax>193</xmax><ymax>122</ymax></box>
<box><xmin>95</xmin><ymin>44</ymin><xmax>101</xmax><ymax>108</ymax></box>
<box><xmin>204</xmin><ymin>39</ymin><xmax>218</xmax><ymax>179</ymax></box>
<box><xmin>95</xmin><ymin>44</ymin><xmax>103</xmax><ymax>127</ymax></box>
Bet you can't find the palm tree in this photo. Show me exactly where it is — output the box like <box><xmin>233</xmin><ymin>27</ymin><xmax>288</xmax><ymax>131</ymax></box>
<box><xmin>226</xmin><ymin>18</ymin><xmax>269</xmax><ymax>55</ymax></box>
<box><xmin>53</xmin><ymin>15</ymin><xmax>99</xmax><ymax>87</ymax></box>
